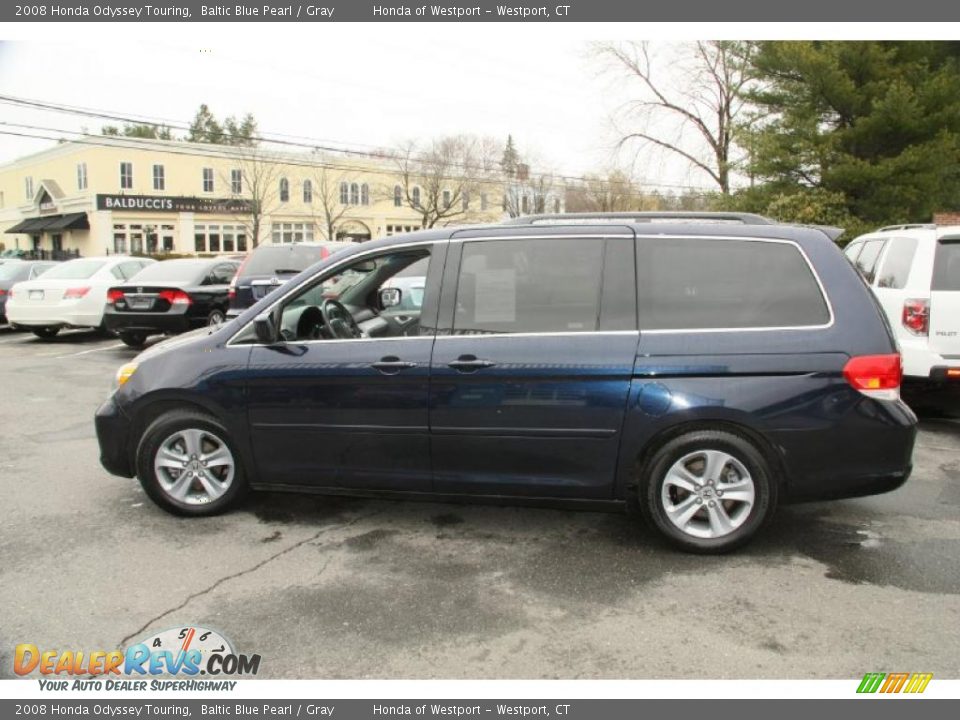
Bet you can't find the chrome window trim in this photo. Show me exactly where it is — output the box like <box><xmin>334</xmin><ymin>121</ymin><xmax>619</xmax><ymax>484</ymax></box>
<box><xmin>227</xmin><ymin>231</ymin><xmax>835</xmax><ymax>347</ymax></box>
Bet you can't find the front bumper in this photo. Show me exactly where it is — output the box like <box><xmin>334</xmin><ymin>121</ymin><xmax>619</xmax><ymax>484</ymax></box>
<box><xmin>95</xmin><ymin>396</ymin><xmax>135</xmax><ymax>478</ymax></box>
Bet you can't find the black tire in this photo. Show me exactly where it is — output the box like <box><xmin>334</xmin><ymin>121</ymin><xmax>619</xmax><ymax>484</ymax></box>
<box><xmin>32</xmin><ymin>327</ymin><xmax>60</xmax><ymax>339</ymax></box>
<box><xmin>136</xmin><ymin>410</ymin><xmax>247</xmax><ymax>517</ymax></box>
<box><xmin>207</xmin><ymin>309</ymin><xmax>226</xmax><ymax>326</ymax></box>
<box><xmin>119</xmin><ymin>331</ymin><xmax>148</xmax><ymax>348</ymax></box>
<box><xmin>638</xmin><ymin>429</ymin><xmax>777</xmax><ymax>554</ymax></box>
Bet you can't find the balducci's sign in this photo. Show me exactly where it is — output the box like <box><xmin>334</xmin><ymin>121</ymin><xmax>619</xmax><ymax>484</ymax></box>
<box><xmin>96</xmin><ymin>194</ymin><xmax>252</xmax><ymax>214</ymax></box>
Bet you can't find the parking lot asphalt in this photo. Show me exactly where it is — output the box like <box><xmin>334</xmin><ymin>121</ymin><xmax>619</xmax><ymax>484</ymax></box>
<box><xmin>0</xmin><ymin>326</ymin><xmax>958</xmax><ymax>680</ymax></box>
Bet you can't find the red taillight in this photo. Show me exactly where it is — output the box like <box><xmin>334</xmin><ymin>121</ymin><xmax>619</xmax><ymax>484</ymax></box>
<box><xmin>159</xmin><ymin>289</ymin><xmax>192</xmax><ymax>306</ymax></box>
<box><xmin>107</xmin><ymin>289</ymin><xmax>124</xmax><ymax>304</ymax></box>
<box><xmin>0</xmin><ymin>288</ymin><xmax>7</xmax><ymax>297</ymax></box>
<box><xmin>63</xmin><ymin>287</ymin><xmax>90</xmax><ymax>299</ymax></box>
<box><xmin>843</xmin><ymin>354</ymin><xmax>902</xmax><ymax>401</ymax></box>
<box><xmin>902</xmin><ymin>298</ymin><xmax>929</xmax><ymax>336</ymax></box>
<box><xmin>227</xmin><ymin>287</ymin><xmax>236</xmax><ymax>300</ymax></box>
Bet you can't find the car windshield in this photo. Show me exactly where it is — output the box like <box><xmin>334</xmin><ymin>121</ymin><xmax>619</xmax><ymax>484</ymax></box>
<box><xmin>40</xmin><ymin>260</ymin><xmax>107</xmax><ymax>280</ymax></box>
<box><xmin>240</xmin><ymin>245</ymin><xmax>326</xmax><ymax>278</ymax></box>
<box><xmin>127</xmin><ymin>260</ymin><xmax>209</xmax><ymax>284</ymax></box>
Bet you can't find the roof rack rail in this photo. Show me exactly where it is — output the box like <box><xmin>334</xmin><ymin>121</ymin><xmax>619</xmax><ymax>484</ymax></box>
<box><xmin>503</xmin><ymin>211</ymin><xmax>777</xmax><ymax>226</ymax></box>
<box><xmin>878</xmin><ymin>224</ymin><xmax>936</xmax><ymax>232</ymax></box>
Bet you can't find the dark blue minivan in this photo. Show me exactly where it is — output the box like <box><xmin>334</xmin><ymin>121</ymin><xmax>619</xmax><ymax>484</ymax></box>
<box><xmin>95</xmin><ymin>213</ymin><xmax>917</xmax><ymax>552</ymax></box>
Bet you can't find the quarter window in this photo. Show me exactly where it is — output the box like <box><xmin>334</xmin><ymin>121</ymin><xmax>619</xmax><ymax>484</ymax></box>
<box><xmin>202</xmin><ymin>168</ymin><xmax>214</xmax><ymax>193</ymax></box>
<box><xmin>636</xmin><ymin>237</ymin><xmax>830</xmax><ymax>330</ymax></box>
<box><xmin>453</xmin><ymin>238</ymin><xmax>612</xmax><ymax>335</ymax></box>
<box><xmin>153</xmin><ymin>164</ymin><xmax>165</xmax><ymax>191</ymax></box>
<box><xmin>120</xmin><ymin>162</ymin><xmax>133</xmax><ymax>190</ymax></box>
<box><xmin>854</xmin><ymin>239</ymin><xmax>887</xmax><ymax>284</ymax></box>
<box><xmin>876</xmin><ymin>237</ymin><xmax>918</xmax><ymax>289</ymax></box>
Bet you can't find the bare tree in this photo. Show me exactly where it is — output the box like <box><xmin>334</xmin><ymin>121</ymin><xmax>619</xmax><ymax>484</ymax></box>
<box><xmin>394</xmin><ymin>135</ymin><xmax>499</xmax><ymax>228</ymax></box>
<box><xmin>307</xmin><ymin>160</ymin><xmax>355</xmax><ymax>242</ymax></box>
<box><xmin>595</xmin><ymin>41</ymin><xmax>756</xmax><ymax>195</ymax></box>
<box><xmin>223</xmin><ymin>148</ymin><xmax>282</xmax><ymax>249</ymax></box>
<box><xmin>566</xmin><ymin>170</ymin><xmax>648</xmax><ymax>213</ymax></box>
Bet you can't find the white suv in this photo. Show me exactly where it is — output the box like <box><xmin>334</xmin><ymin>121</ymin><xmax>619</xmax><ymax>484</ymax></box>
<box><xmin>845</xmin><ymin>224</ymin><xmax>960</xmax><ymax>382</ymax></box>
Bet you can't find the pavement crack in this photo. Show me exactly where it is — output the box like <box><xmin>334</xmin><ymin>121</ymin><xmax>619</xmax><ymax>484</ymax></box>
<box><xmin>117</xmin><ymin>511</ymin><xmax>378</xmax><ymax>647</ymax></box>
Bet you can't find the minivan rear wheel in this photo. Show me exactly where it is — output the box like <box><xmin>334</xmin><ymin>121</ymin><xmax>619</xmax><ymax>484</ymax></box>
<box><xmin>136</xmin><ymin>410</ymin><xmax>246</xmax><ymax>516</ymax></box>
<box><xmin>639</xmin><ymin>430</ymin><xmax>776</xmax><ymax>554</ymax></box>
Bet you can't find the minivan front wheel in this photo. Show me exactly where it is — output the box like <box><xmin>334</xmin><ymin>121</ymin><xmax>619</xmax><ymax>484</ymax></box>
<box><xmin>639</xmin><ymin>430</ymin><xmax>776</xmax><ymax>553</ymax></box>
<box><xmin>136</xmin><ymin>410</ymin><xmax>246</xmax><ymax>516</ymax></box>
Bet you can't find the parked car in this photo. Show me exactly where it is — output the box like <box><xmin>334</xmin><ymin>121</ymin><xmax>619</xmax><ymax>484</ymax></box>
<box><xmin>96</xmin><ymin>213</ymin><xmax>917</xmax><ymax>553</ymax></box>
<box><xmin>844</xmin><ymin>223</ymin><xmax>960</xmax><ymax>384</ymax></box>
<box><xmin>6</xmin><ymin>256</ymin><xmax>155</xmax><ymax>338</ymax></box>
<box><xmin>0</xmin><ymin>260</ymin><xmax>59</xmax><ymax>324</ymax></box>
<box><xmin>103</xmin><ymin>258</ymin><xmax>241</xmax><ymax>348</ymax></box>
<box><xmin>227</xmin><ymin>241</ymin><xmax>353</xmax><ymax>317</ymax></box>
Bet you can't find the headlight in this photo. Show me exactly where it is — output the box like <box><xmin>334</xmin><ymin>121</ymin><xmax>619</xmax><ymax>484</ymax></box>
<box><xmin>114</xmin><ymin>362</ymin><xmax>138</xmax><ymax>389</ymax></box>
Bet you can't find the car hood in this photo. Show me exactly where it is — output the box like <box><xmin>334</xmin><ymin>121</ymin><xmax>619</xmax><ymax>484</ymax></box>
<box><xmin>136</xmin><ymin>323</ymin><xmax>228</xmax><ymax>362</ymax></box>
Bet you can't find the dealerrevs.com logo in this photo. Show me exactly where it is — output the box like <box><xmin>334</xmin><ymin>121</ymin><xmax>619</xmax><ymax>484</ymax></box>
<box><xmin>857</xmin><ymin>672</ymin><xmax>933</xmax><ymax>694</ymax></box>
<box><xmin>14</xmin><ymin>626</ymin><xmax>261</xmax><ymax>691</ymax></box>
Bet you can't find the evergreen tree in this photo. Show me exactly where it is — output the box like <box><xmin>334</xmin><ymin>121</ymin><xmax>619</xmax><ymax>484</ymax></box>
<box><xmin>742</xmin><ymin>41</ymin><xmax>960</xmax><ymax>224</ymax></box>
<box><xmin>500</xmin><ymin>135</ymin><xmax>519</xmax><ymax>178</ymax></box>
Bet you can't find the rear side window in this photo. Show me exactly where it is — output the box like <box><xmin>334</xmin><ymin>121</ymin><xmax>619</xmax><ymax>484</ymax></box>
<box><xmin>636</xmin><ymin>237</ymin><xmax>830</xmax><ymax>330</ymax></box>
<box><xmin>854</xmin><ymin>239</ymin><xmax>886</xmax><ymax>284</ymax></box>
<box><xmin>240</xmin><ymin>245</ymin><xmax>324</xmax><ymax>279</ymax></box>
<box><xmin>933</xmin><ymin>240</ymin><xmax>960</xmax><ymax>291</ymax></box>
<box><xmin>876</xmin><ymin>237</ymin><xmax>918</xmax><ymax>289</ymax></box>
<box><xmin>453</xmin><ymin>238</ymin><xmax>629</xmax><ymax>335</ymax></box>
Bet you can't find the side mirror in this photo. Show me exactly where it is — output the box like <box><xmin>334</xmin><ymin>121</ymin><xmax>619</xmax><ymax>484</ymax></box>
<box><xmin>253</xmin><ymin>311</ymin><xmax>278</xmax><ymax>344</ymax></box>
<box><xmin>379</xmin><ymin>287</ymin><xmax>402</xmax><ymax>309</ymax></box>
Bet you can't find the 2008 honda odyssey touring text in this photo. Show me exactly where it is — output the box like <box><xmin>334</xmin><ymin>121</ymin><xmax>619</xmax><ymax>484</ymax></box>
<box><xmin>95</xmin><ymin>213</ymin><xmax>918</xmax><ymax>553</ymax></box>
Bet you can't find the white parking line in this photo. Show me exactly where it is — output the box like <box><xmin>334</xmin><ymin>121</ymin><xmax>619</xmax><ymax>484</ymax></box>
<box><xmin>50</xmin><ymin>343</ymin><xmax>126</xmax><ymax>359</ymax></box>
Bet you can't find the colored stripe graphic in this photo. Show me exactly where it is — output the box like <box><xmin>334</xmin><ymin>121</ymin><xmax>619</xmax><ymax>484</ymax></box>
<box><xmin>857</xmin><ymin>672</ymin><xmax>932</xmax><ymax>694</ymax></box>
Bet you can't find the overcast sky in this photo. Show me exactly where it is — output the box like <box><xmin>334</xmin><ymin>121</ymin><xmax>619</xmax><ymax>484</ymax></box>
<box><xmin>0</xmin><ymin>36</ymin><xmax>715</xmax><ymax>192</ymax></box>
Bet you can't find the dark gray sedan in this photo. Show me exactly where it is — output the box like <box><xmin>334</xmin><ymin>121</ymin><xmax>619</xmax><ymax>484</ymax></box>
<box><xmin>0</xmin><ymin>260</ymin><xmax>58</xmax><ymax>324</ymax></box>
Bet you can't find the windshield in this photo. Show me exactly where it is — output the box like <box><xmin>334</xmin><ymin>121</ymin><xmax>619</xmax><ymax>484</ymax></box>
<box><xmin>126</xmin><ymin>260</ymin><xmax>209</xmax><ymax>284</ymax></box>
<box><xmin>240</xmin><ymin>245</ymin><xmax>326</xmax><ymax>278</ymax></box>
<box><xmin>40</xmin><ymin>260</ymin><xmax>107</xmax><ymax>280</ymax></box>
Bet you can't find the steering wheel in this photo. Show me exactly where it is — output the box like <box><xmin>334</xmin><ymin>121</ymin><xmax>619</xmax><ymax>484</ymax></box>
<box><xmin>295</xmin><ymin>305</ymin><xmax>325</xmax><ymax>340</ymax></box>
<box><xmin>320</xmin><ymin>299</ymin><xmax>362</xmax><ymax>339</ymax></box>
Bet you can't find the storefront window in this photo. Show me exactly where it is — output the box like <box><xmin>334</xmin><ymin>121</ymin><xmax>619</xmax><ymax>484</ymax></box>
<box><xmin>196</xmin><ymin>224</ymin><xmax>245</xmax><ymax>254</ymax></box>
<box><xmin>270</xmin><ymin>222</ymin><xmax>315</xmax><ymax>244</ymax></box>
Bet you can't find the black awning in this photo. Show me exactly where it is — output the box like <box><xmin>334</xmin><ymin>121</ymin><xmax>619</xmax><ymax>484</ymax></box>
<box><xmin>5</xmin><ymin>212</ymin><xmax>90</xmax><ymax>233</ymax></box>
<box><xmin>45</xmin><ymin>213</ymin><xmax>90</xmax><ymax>231</ymax></box>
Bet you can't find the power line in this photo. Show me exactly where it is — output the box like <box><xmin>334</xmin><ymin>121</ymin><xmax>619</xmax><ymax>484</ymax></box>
<box><xmin>0</xmin><ymin>93</ymin><xmax>717</xmax><ymax>196</ymax></box>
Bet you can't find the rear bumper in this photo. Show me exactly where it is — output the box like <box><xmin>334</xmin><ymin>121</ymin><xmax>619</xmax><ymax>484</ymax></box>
<box><xmin>6</xmin><ymin>302</ymin><xmax>103</xmax><ymax>328</ymax></box>
<box><xmin>773</xmin><ymin>397</ymin><xmax>917</xmax><ymax>503</ymax></box>
<box><xmin>901</xmin><ymin>341</ymin><xmax>960</xmax><ymax>379</ymax></box>
<box><xmin>95</xmin><ymin>396</ymin><xmax>135</xmax><ymax>478</ymax></box>
<box><xmin>104</xmin><ymin>308</ymin><xmax>196</xmax><ymax>335</ymax></box>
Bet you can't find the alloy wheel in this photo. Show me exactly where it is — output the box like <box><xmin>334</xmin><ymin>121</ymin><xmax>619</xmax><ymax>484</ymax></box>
<box><xmin>153</xmin><ymin>428</ymin><xmax>235</xmax><ymax>505</ymax></box>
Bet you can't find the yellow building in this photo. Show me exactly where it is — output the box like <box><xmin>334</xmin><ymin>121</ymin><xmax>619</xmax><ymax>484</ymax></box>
<box><xmin>0</xmin><ymin>136</ymin><xmax>505</xmax><ymax>258</ymax></box>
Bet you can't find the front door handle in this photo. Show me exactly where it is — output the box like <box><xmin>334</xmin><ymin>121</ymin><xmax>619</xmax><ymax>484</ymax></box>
<box><xmin>448</xmin><ymin>355</ymin><xmax>497</xmax><ymax>373</ymax></box>
<box><xmin>371</xmin><ymin>356</ymin><xmax>418</xmax><ymax>374</ymax></box>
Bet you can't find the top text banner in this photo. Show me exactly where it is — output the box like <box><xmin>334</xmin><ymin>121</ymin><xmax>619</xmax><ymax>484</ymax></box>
<box><xmin>5</xmin><ymin>0</ymin><xmax>960</xmax><ymax>22</ymax></box>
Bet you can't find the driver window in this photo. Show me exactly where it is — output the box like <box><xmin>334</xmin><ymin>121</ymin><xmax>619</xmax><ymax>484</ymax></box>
<box><xmin>276</xmin><ymin>247</ymin><xmax>432</xmax><ymax>342</ymax></box>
